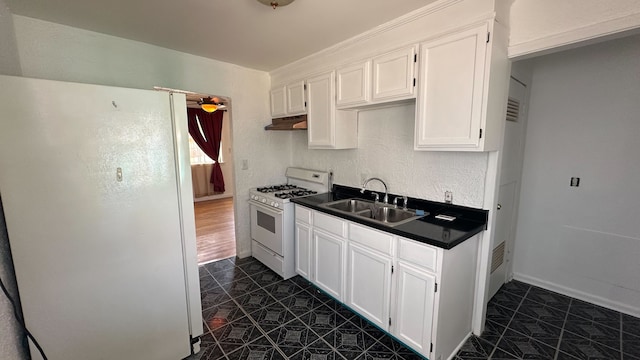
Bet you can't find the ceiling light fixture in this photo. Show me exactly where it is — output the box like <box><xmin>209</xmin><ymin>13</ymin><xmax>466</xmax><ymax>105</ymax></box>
<box><xmin>257</xmin><ymin>0</ymin><xmax>295</xmax><ymax>10</ymax></box>
<box><xmin>199</xmin><ymin>97</ymin><xmax>219</xmax><ymax>113</ymax></box>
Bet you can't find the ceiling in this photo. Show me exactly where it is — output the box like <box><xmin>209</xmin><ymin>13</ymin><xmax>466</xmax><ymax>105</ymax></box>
<box><xmin>6</xmin><ymin>0</ymin><xmax>437</xmax><ymax>72</ymax></box>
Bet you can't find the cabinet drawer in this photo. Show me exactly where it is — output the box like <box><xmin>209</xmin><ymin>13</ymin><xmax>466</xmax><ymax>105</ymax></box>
<box><xmin>349</xmin><ymin>223</ymin><xmax>393</xmax><ymax>255</ymax></box>
<box><xmin>398</xmin><ymin>237</ymin><xmax>437</xmax><ymax>272</ymax></box>
<box><xmin>314</xmin><ymin>212</ymin><xmax>347</xmax><ymax>238</ymax></box>
<box><xmin>295</xmin><ymin>205</ymin><xmax>312</xmax><ymax>224</ymax></box>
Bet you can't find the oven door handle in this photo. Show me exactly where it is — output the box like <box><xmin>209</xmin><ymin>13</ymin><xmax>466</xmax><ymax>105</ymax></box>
<box><xmin>249</xmin><ymin>200</ymin><xmax>284</xmax><ymax>215</ymax></box>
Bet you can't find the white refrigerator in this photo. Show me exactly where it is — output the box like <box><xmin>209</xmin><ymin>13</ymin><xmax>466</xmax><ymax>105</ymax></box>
<box><xmin>0</xmin><ymin>75</ymin><xmax>203</xmax><ymax>360</ymax></box>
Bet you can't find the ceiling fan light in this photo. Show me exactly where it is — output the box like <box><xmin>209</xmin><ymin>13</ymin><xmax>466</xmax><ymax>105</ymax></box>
<box><xmin>257</xmin><ymin>0</ymin><xmax>295</xmax><ymax>9</ymax></box>
<box><xmin>201</xmin><ymin>103</ymin><xmax>218</xmax><ymax>113</ymax></box>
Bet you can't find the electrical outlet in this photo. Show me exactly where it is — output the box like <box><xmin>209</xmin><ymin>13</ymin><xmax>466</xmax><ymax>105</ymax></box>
<box><xmin>444</xmin><ymin>191</ymin><xmax>453</xmax><ymax>204</ymax></box>
<box><xmin>242</xmin><ymin>159</ymin><xmax>249</xmax><ymax>170</ymax></box>
<box><xmin>570</xmin><ymin>177</ymin><xmax>580</xmax><ymax>187</ymax></box>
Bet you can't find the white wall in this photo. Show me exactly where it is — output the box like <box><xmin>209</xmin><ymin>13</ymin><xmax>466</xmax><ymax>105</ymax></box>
<box><xmin>513</xmin><ymin>34</ymin><xmax>640</xmax><ymax>316</ymax></box>
<box><xmin>292</xmin><ymin>105</ymin><xmax>489</xmax><ymax>207</ymax></box>
<box><xmin>11</xmin><ymin>15</ymin><xmax>291</xmax><ymax>258</ymax></box>
<box><xmin>509</xmin><ymin>0</ymin><xmax>640</xmax><ymax>58</ymax></box>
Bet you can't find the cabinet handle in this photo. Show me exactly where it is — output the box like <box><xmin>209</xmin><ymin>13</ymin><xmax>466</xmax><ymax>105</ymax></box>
<box><xmin>497</xmin><ymin>204</ymin><xmax>502</xmax><ymax>210</ymax></box>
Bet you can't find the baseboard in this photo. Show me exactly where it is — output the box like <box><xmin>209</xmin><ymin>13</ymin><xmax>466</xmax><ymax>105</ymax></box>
<box><xmin>512</xmin><ymin>272</ymin><xmax>640</xmax><ymax>318</ymax></box>
<box><xmin>236</xmin><ymin>249</ymin><xmax>252</xmax><ymax>259</ymax></box>
<box><xmin>194</xmin><ymin>193</ymin><xmax>233</xmax><ymax>202</ymax></box>
<box><xmin>447</xmin><ymin>332</ymin><xmax>472</xmax><ymax>360</ymax></box>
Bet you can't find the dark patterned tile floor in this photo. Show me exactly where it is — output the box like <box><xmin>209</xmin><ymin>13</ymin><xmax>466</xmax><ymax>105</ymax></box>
<box><xmin>186</xmin><ymin>256</ymin><xmax>426</xmax><ymax>360</ymax></box>
<box><xmin>456</xmin><ymin>280</ymin><xmax>640</xmax><ymax>360</ymax></box>
<box><xmin>187</xmin><ymin>257</ymin><xmax>640</xmax><ymax>360</ymax></box>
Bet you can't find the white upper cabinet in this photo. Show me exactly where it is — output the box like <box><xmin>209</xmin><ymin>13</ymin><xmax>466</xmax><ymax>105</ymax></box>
<box><xmin>307</xmin><ymin>71</ymin><xmax>358</xmax><ymax>149</ymax></box>
<box><xmin>336</xmin><ymin>61</ymin><xmax>371</xmax><ymax>107</ymax></box>
<box><xmin>270</xmin><ymin>80</ymin><xmax>306</xmax><ymax>118</ymax></box>
<box><xmin>336</xmin><ymin>45</ymin><xmax>417</xmax><ymax>110</ymax></box>
<box><xmin>415</xmin><ymin>23</ymin><xmax>492</xmax><ymax>151</ymax></box>
<box><xmin>287</xmin><ymin>80</ymin><xmax>307</xmax><ymax>114</ymax></box>
<box><xmin>372</xmin><ymin>45</ymin><xmax>417</xmax><ymax>102</ymax></box>
<box><xmin>270</xmin><ymin>86</ymin><xmax>287</xmax><ymax>118</ymax></box>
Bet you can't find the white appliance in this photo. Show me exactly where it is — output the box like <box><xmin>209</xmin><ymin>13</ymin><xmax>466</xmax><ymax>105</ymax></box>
<box><xmin>249</xmin><ymin>168</ymin><xmax>328</xmax><ymax>279</ymax></box>
<box><xmin>0</xmin><ymin>76</ymin><xmax>203</xmax><ymax>360</ymax></box>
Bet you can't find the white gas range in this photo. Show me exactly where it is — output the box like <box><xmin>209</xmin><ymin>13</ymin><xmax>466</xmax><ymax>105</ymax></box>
<box><xmin>249</xmin><ymin>167</ymin><xmax>329</xmax><ymax>279</ymax></box>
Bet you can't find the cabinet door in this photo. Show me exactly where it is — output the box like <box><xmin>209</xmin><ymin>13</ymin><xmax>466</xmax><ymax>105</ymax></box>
<box><xmin>336</xmin><ymin>61</ymin><xmax>370</xmax><ymax>107</ymax></box>
<box><xmin>270</xmin><ymin>86</ymin><xmax>287</xmax><ymax>118</ymax></box>
<box><xmin>372</xmin><ymin>45</ymin><xmax>417</xmax><ymax>101</ymax></box>
<box><xmin>312</xmin><ymin>229</ymin><xmax>345</xmax><ymax>301</ymax></box>
<box><xmin>346</xmin><ymin>243</ymin><xmax>392</xmax><ymax>330</ymax></box>
<box><xmin>307</xmin><ymin>71</ymin><xmax>335</xmax><ymax>148</ymax></box>
<box><xmin>393</xmin><ymin>262</ymin><xmax>436</xmax><ymax>355</ymax></box>
<box><xmin>295</xmin><ymin>222</ymin><xmax>312</xmax><ymax>280</ymax></box>
<box><xmin>415</xmin><ymin>24</ymin><xmax>488</xmax><ymax>150</ymax></box>
<box><xmin>287</xmin><ymin>80</ymin><xmax>307</xmax><ymax>115</ymax></box>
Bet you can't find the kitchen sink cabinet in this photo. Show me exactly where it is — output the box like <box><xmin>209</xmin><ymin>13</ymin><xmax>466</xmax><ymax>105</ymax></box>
<box><xmin>414</xmin><ymin>21</ymin><xmax>509</xmax><ymax>151</ymax></box>
<box><xmin>294</xmin><ymin>204</ymin><xmax>480</xmax><ymax>360</ymax></box>
<box><xmin>307</xmin><ymin>71</ymin><xmax>358</xmax><ymax>149</ymax></box>
<box><xmin>270</xmin><ymin>79</ymin><xmax>306</xmax><ymax>118</ymax></box>
<box><xmin>346</xmin><ymin>241</ymin><xmax>392</xmax><ymax>331</ymax></box>
<box><xmin>313</xmin><ymin>228</ymin><xmax>346</xmax><ymax>301</ymax></box>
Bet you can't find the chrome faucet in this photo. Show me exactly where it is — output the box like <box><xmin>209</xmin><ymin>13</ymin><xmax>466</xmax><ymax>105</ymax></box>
<box><xmin>361</xmin><ymin>177</ymin><xmax>389</xmax><ymax>204</ymax></box>
<box><xmin>393</xmin><ymin>195</ymin><xmax>409</xmax><ymax>210</ymax></box>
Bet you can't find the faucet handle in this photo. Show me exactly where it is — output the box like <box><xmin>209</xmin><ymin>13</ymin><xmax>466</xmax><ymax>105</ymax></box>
<box><xmin>371</xmin><ymin>193</ymin><xmax>380</xmax><ymax>203</ymax></box>
<box><xmin>393</xmin><ymin>197</ymin><xmax>399</xmax><ymax>208</ymax></box>
<box><xmin>402</xmin><ymin>195</ymin><xmax>408</xmax><ymax>211</ymax></box>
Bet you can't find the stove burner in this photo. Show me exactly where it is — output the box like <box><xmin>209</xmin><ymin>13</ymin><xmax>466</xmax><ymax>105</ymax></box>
<box><xmin>256</xmin><ymin>184</ymin><xmax>298</xmax><ymax>193</ymax></box>
<box><xmin>274</xmin><ymin>190</ymin><xmax>318</xmax><ymax>199</ymax></box>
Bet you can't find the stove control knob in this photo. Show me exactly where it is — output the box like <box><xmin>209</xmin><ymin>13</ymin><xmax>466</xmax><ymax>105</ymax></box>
<box><xmin>274</xmin><ymin>203</ymin><xmax>279</xmax><ymax>208</ymax></box>
<box><xmin>261</xmin><ymin>198</ymin><xmax>267</xmax><ymax>203</ymax></box>
<box><xmin>270</xmin><ymin>202</ymin><xmax>275</xmax><ymax>207</ymax></box>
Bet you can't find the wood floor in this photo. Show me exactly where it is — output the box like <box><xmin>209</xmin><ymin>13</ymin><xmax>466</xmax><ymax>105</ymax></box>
<box><xmin>193</xmin><ymin>197</ymin><xmax>236</xmax><ymax>265</ymax></box>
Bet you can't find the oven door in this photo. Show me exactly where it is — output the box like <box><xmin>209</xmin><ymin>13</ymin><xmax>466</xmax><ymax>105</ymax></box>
<box><xmin>249</xmin><ymin>201</ymin><xmax>284</xmax><ymax>256</ymax></box>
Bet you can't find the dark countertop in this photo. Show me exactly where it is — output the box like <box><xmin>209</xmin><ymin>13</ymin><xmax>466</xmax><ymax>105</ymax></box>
<box><xmin>291</xmin><ymin>184</ymin><xmax>489</xmax><ymax>250</ymax></box>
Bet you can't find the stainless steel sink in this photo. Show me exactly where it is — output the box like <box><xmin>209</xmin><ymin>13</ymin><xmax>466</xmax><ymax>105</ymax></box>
<box><xmin>358</xmin><ymin>206</ymin><xmax>418</xmax><ymax>224</ymax></box>
<box><xmin>321</xmin><ymin>198</ymin><xmax>425</xmax><ymax>227</ymax></box>
<box><xmin>323</xmin><ymin>198</ymin><xmax>373</xmax><ymax>213</ymax></box>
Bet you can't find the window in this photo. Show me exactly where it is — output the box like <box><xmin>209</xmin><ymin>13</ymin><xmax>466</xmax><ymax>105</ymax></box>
<box><xmin>188</xmin><ymin>135</ymin><xmax>224</xmax><ymax>164</ymax></box>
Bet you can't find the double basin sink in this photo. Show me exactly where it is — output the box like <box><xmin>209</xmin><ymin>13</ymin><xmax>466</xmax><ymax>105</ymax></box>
<box><xmin>320</xmin><ymin>198</ymin><xmax>426</xmax><ymax>227</ymax></box>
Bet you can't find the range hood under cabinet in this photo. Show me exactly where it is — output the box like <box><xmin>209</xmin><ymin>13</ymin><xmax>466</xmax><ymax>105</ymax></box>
<box><xmin>264</xmin><ymin>115</ymin><xmax>308</xmax><ymax>131</ymax></box>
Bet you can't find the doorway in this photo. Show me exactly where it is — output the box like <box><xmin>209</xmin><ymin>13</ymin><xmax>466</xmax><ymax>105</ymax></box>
<box><xmin>183</xmin><ymin>91</ymin><xmax>237</xmax><ymax>265</ymax></box>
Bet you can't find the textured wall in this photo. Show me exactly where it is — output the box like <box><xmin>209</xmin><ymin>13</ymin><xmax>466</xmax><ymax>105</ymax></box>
<box><xmin>11</xmin><ymin>15</ymin><xmax>290</xmax><ymax>257</ymax></box>
<box><xmin>513</xmin><ymin>35</ymin><xmax>640</xmax><ymax>316</ymax></box>
<box><xmin>291</xmin><ymin>104</ymin><xmax>489</xmax><ymax>208</ymax></box>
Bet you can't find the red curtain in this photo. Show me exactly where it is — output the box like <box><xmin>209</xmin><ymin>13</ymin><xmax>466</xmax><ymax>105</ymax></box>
<box><xmin>186</xmin><ymin>108</ymin><xmax>225</xmax><ymax>193</ymax></box>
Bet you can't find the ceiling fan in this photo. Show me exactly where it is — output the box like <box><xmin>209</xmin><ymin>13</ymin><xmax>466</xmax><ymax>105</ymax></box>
<box><xmin>186</xmin><ymin>96</ymin><xmax>227</xmax><ymax>113</ymax></box>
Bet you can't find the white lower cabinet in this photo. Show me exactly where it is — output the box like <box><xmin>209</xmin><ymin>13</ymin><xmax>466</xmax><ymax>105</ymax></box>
<box><xmin>313</xmin><ymin>229</ymin><xmax>346</xmax><ymax>301</ymax></box>
<box><xmin>294</xmin><ymin>222</ymin><xmax>312</xmax><ymax>279</ymax></box>
<box><xmin>393</xmin><ymin>261</ymin><xmax>436</xmax><ymax>354</ymax></box>
<box><xmin>294</xmin><ymin>205</ymin><xmax>479</xmax><ymax>360</ymax></box>
<box><xmin>346</xmin><ymin>242</ymin><xmax>392</xmax><ymax>331</ymax></box>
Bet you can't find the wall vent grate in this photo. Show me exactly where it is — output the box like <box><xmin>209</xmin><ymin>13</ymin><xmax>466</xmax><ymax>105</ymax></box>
<box><xmin>506</xmin><ymin>97</ymin><xmax>520</xmax><ymax>122</ymax></box>
<box><xmin>491</xmin><ymin>241</ymin><xmax>506</xmax><ymax>273</ymax></box>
